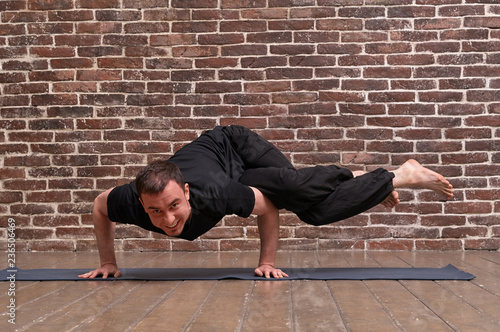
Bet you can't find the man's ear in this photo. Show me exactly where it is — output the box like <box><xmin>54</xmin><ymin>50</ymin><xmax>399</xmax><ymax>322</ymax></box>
<box><xmin>139</xmin><ymin>196</ymin><xmax>145</xmax><ymax>208</ymax></box>
<box><xmin>184</xmin><ymin>183</ymin><xmax>190</xmax><ymax>200</ymax></box>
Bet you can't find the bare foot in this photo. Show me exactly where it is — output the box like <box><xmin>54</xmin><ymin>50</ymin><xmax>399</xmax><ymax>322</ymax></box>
<box><xmin>380</xmin><ymin>190</ymin><xmax>400</xmax><ymax>208</ymax></box>
<box><xmin>392</xmin><ymin>159</ymin><xmax>453</xmax><ymax>199</ymax></box>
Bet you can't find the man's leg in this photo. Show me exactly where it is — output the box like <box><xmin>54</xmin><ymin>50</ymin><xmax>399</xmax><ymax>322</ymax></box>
<box><xmin>241</xmin><ymin>159</ymin><xmax>453</xmax><ymax>226</ymax></box>
<box><xmin>295</xmin><ymin>168</ymin><xmax>395</xmax><ymax>225</ymax></box>
<box><xmin>239</xmin><ymin>164</ymin><xmax>393</xmax><ymax>225</ymax></box>
<box><xmin>222</xmin><ymin>125</ymin><xmax>294</xmax><ymax>169</ymax></box>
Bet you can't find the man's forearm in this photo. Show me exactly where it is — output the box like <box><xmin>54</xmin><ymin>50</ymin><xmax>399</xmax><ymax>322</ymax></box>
<box><xmin>257</xmin><ymin>209</ymin><xmax>280</xmax><ymax>267</ymax></box>
<box><xmin>246</xmin><ymin>187</ymin><xmax>288</xmax><ymax>278</ymax></box>
<box><xmin>93</xmin><ymin>191</ymin><xmax>117</xmax><ymax>267</ymax></box>
<box><xmin>95</xmin><ymin>215</ymin><xmax>117</xmax><ymax>267</ymax></box>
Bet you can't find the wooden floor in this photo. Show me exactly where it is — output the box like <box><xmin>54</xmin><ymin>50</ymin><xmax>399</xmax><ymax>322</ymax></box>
<box><xmin>1</xmin><ymin>250</ymin><xmax>499</xmax><ymax>332</ymax></box>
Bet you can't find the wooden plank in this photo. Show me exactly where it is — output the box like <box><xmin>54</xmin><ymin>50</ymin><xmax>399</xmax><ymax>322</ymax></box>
<box><xmin>401</xmin><ymin>279</ymin><xmax>500</xmax><ymax>331</ymax></box>
<box><xmin>417</xmin><ymin>251</ymin><xmax>500</xmax><ymax>297</ymax></box>
<box><xmin>131</xmin><ymin>252</ymin><xmax>242</xmax><ymax>331</ymax></box>
<box><xmin>205</xmin><ymin>251</ymin><xmax>242</xmax><ymax>267</ymax></box>
<box><xmin>76</xmin><ymin>281</ymin><xmax>179</xmax><ymax>331</ymax></box>
<box><xmin>327</xmin><ymin>280</ymin><xmax>401</xmax><ymax>332</ymax></box>
<box><xmin>445</xmin><ymin>251</ymin><xmax>500</xmax><ymax>277</ymax></box>
<box><xmin>291</xmin><ymin>280</ymin><xmax>346</xmax><ymax>332</ymax></box>
<box><xmin>27</xmin><ymin>281</ymin><xmax>144</xmax><ymax>330</ymax></box>
<box><xmin>473</xmin><ymin>251</ymin><xmax>500</xmax><ymax>265</ymax></box>
<box><xmin>367</xmin><ymin>251</ymin><xmax>411</xmax><ymax>267</ymax></box>
<box><xmin>5</xmin><ymin>281</ymin><xmax>107</xmax><ymax>330</ymax></box>
<box><xmin>131</xmin><ymin>281</ymin><xmax>216</xmax><ymax>331</ymax></box>
<box><xmin>188</xmin><ymin>281</ymin><xmax>254</xmax><ymax>332</ymax></box>
<box><xmin>240</xmin><ymin>281</ymin><xmax>292</xmax><ymax>332</ymax></box>
<box><xmin>138</xmin><ymin>251</ymin><xmax>211</xmax><ymax>268</ymax></box>
<box><xmin>16</xmin><ymin>252</ymin><xmax>78</xmax><ymax>268</ymax></box>
<box><xmin>229</xmin><ymin>251</ymin><xmax>260</xmax><ymax>268</ymax></box>
<box><xmin>342</xmin><ymin>251</ymin><xmax>380</xmax><ymax>267</ymax></box>
<box><xmin>288</xmin><ymin>251</ymin><xmax>346</xmax><ymax>331</ymax></box>
<box><xmin>316</xmin><ymin>250</ymin><xmax>351</xmax><ymax>268</ymax></box>
<box><xmin>436</xmin><ymin>279</ymin><xmax>500</xmax><ymax>327</ymax></box>
<box><xmin>365</xmin><ymin>252</ymin><xmax>453</xmax><ymax>332</ymax></box>
<box><xmin>367</xmin><ymin>280</ymin><xmax>453</xmax><ymax>332</ymax></box>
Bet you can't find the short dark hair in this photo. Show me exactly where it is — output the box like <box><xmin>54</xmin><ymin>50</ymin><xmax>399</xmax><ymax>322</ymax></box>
<box><xmin>135</xmin><ymin>160</ymin><xmax>185</xmax><ymax>197</ymax></box>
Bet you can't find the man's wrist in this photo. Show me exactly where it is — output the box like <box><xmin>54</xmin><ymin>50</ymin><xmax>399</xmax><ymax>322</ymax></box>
<box><xmin>101</xmin><ymin>262</ymin><xmax>118</xmax><ymax>268</ymax></box>
<box><xmin>258</xmin><ymin>262</ymin><xmax>274</xmax><ymax>267</ymax></box>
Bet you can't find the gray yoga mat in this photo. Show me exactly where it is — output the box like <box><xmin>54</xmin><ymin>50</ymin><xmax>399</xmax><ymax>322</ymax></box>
<box><xmin>1</xmin><ymin>264</ymin><xmax>474</xmax><ymax>281</ymax></box>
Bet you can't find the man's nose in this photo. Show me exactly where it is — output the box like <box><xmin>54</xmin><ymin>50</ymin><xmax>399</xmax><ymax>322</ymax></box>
<box><xmin>163</xmin><ymin>213</ymin><xmax>175</xmax><ymax>226</ymax></box>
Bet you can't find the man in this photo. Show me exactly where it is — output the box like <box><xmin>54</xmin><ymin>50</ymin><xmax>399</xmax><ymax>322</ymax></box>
<box><xmin>80</xmin><ymin>125</ymin><xmax>453</xmax><ymax>279</ymax></box>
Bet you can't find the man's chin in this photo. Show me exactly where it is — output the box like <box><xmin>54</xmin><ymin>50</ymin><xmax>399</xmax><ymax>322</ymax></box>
<box><xmin>166</xmin><ymin>223</ymin><xmax>184</xmax><ymax>237</ymax></box>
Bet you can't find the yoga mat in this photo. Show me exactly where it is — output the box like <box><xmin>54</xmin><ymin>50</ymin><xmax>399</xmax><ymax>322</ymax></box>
<box><xmin>1</xmin><ymin>264</ymin><xmax>474</xmax><ymax>281</ymax></box>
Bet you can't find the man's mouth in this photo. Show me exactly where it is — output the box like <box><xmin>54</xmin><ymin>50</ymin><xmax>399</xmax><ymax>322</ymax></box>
<box><xmin>167</xmin><ymin>221</ymin><xmax>179</xmax><ymax>229</ymax></box>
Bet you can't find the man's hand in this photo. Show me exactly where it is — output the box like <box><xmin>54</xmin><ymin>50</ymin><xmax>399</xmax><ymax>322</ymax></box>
<box><xmin>254</xmin><ymin>264</ymin><xmax>289</xmax><ymax>279</ymax></box>
<box><xmin>78</xmin><ymin>263</ymin><xmax>122</xmax><ymax>279</ymax></box>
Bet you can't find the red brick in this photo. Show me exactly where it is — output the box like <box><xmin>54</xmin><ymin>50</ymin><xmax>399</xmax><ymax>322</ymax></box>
<box><xmin>30</xmin><ymin>240</ymin><xmax>76</xmax><ymax>251</ymax></box>
<box><xmin>10</xmin><ymin>204</ymin><xmax>54</xmax><ymax>215</ymax></box>
<box><xmin>80</xmin><ymin>94</ymin><xmax>125</xmax><ymax>105</ymax></box>
<box><xmin>445</xmin><ymin>202</ymin><xmax>492</xmax><ymax>214</ymax></box>
<box><xmin>9</xmin><ymin>131</ymin><xmax>53</xmax><ymax>142</ymax></box>
<box><xmin>0</xmin><ymin>191</ymin><xmax>22</xmax><ymax>203</ymax></box>
<box><xmin>55</xmin><ymin>33</ymin><xmax>100</xmax><ymax>46</ymax></box>
<box><xmin>419</xmin><ymin>91</ymin><xmax>463</xmax><ymax>102</ymax></box>
<box><xmin>98</xmin><ymin>57</ymin><xmax>143</xmax><ymax>69</ymax></box>
<box><xmin>317</xmin><ymin>140</ymin><xmax>364</xmax><ymax>153</ymax></box>
<box><xmin>77</xmin><ymin>166</ymin><xmax>121</xmax><ymax>177</ymax></box>
<box><xmin>319</xmin><ymin>239</ymin><xmax>365</xmax><ymax>250</ymax></box>
<box><xmin>367</xmin><ymin>239</ymin><xmax>414</xmax><ymax>250</ymax></box>
<box><xmin>442</xmin><ymin>226</ymin><xmax>488</xmax><ymax>238</ymax></box>
<box><xmin>368</xmin><ymin>92</ymin><xmax>415</xmax><ymax>103</ymax></box>
<box><xmin>318</xmin><ymin>43</ymin><xmax>362</xmax><ymax>54</ymax></box>
<box><xmin>172</xmin><ymin>46</ymin><xmax>218</xmax><ymax>57</ymax></box>
<box><xmin>77</xmin><ymin>70</ymin><xmax>121</xmax><ymax>81</ymax></box>
<box><xmin>76</xmin><ymin>118</ymin><xmax>122</xmax><ymax>129</ymax></box>
<box><xmin>339</xmin><ymin>55</ymin><xmax>384</xmax><ymax>66</ymax></box>
<box><xmin>346</xmin><ymin>128</ymin><xmax>393</xmax><ymax>140</ymax></box>
<box><xmin>465</xmin><ymin>239</ymin><xmax>500</xmax><ymax>250</ymax></box>
<box><xmin>293</xmin><ymin>153</ymin><xmax>341</xmax><ymax>165</ymax></box>
<box><xmin>240</xmin><ymin>56</ymin><xmax>287</xmax><ymax>68</ymax></box>
<box><xmin>195</xmin><ymin>82</ymin><xmax>242</xmax><ymax>93</ymax></box>
<box><xmin>271</xmin><ymin>92</ymin><xmax>317</xmax><ymax>104</ymax></box>
<box><xmin>49</xmin><ymin>178</ymin><xmax>94</xmax><ymax>189</ymax></box>
<box><xmin>125</xmin><ymin>70</ymin><xmax>171</xmax><ymax>81</ymax></box>
<box><xmin>58</xmin><ymin>203</ymin><xmax>93</xmax><ymax>214</ymax></box>
<box><xmin>442</xmin><ymin>152</ymin><xmax>489</xmax><ymax>164</ymax></box>
<box><xmin>416</xmin><ymin>239</ymin><xmax>463</xmax><ymax>250</ymax></box>
<box><xmin>465</xmin><ymin>164</ymin><xmax>500</xmax><ymax>176</ymax></box>
<box><xmin>195</xmin><ymin>58</ymin><xmax>239</xmax><ymax>68</ymax></box>
<box><xmin>29</xmin><ymin>70</ymin><xmax>74</xmax><ymax>82</ymax></box>
<box><xmin>222</xmin><ymin>45</ymin><xmax>268</xmax><ymax>56</ymax></box>
<box><xmin>78</xmin><ymin>142</ymin><xmax>123</xmax><ymax>154</ymax></box>
<box><xmin>30</xmin><ymin>47</ymin><xmax>75</xmax><ymax>58</ymax></box>
<box><xmin>468</xmin><ymin>215</ymin><xmax>500</xmax><ymax>226</ymax></box>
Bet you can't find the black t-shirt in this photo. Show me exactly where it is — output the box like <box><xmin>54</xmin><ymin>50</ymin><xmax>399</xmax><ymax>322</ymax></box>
<box><xmin>106</xmin><ymin>126</ymin><xmax>255</xmax><ymax>241</ymax></box>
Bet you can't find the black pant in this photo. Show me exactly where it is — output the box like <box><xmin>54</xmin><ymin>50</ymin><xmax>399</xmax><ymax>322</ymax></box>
<box><xmin>223</xmin><ymin>125</ymin><xmax>395</xmax><ymax>226</ymax></box>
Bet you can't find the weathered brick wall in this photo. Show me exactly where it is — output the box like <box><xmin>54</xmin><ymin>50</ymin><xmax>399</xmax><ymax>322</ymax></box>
<box><xmin>1</xmin><ymin>0</ymin><xmax>499</xmax><ymax>252</ymax></box>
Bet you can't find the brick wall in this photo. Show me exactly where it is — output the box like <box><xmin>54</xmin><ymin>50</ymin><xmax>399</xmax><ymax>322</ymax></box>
<box><xmin>1</xmin><ymin>0</ymin><xmax>499</xmax><ymax>252</ymax></box>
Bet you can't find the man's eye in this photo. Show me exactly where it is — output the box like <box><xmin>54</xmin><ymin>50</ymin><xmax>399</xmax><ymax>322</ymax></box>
<box><xmin>153</xmin><ymin>210</ymin><xmax>161</xmax><ymax>214</ymax></box>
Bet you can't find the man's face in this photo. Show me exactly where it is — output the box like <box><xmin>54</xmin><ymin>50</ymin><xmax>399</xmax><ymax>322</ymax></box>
<box><xmin>139</xmin><ymin>180</ymin><xmax>191</xmax><ymax>237</ymax></box>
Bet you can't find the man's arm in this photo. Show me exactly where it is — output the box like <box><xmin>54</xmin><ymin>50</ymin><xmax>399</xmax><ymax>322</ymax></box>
<box><xmin>250</xmin><ymin>187</ymin><xmax>289</xmax><ymax>279</ymax></box>
<box><xmin>78</xmin><ymin>188</ymin><xmax>122</xmax><ymax>279</ymax></box>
